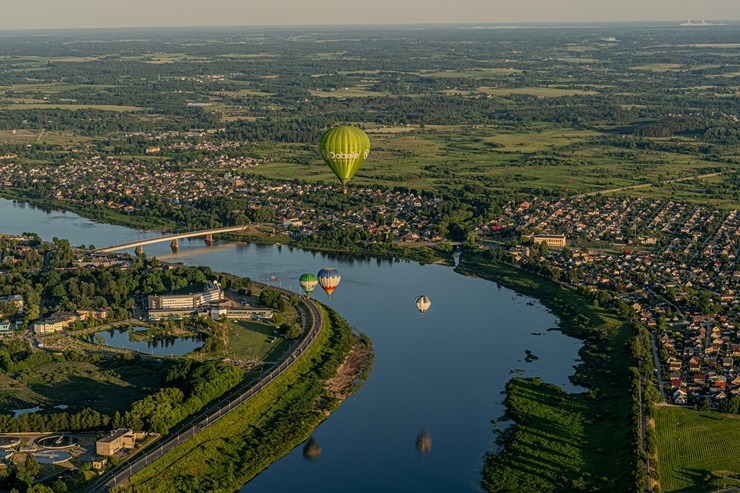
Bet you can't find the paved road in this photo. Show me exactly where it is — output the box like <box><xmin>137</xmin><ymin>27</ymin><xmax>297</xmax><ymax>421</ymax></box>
<box><xmin>85</xmin><ymin>292</ymin><xmax>323</xmax><ymax>493</ymax></box>
<box><xmin>649</xmin><ymin>332</ymin><xmax>667</xmax><ymax>401</ymax></box>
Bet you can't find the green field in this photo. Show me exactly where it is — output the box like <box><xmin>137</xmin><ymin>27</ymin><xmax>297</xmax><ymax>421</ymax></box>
<box><xmin>631</xmin><ymin>63</ymin><xmax>686</xmax><ymax>72</ymax></box>
<box><xmin>0</xmin><ymin>130</ymin><xmax>94</xmax><ymax>146</ymax></box>
<box><xmin>420</xmin><ymin>68</ymin><xmax>522</xmax><ymax>77</ymax></box>
<box><xmin>0</xmin><ymin>83</ymin><xmax>117</xmax><ymax>93</ymax></box>
<box><xmin>224</xmin><ymin>320</ymin><xmax>291</xmax><ymax>361</ymax></box>
<box><xmin>2</xmin><ymin>103</ymin><xmax>144</xmax><ymax>111</ymax></box>
<box><xmin>233</xmin><ymin>89</ymin><xmax>274</xmax><ymax>97</ymax></box>
<box><xmin>486</xmin><ymin>129</ymin><xmax>602</xmax><ymax>152</ymax></box>
<box><xmin>485</xmin><ymin>377</ymin><xmax>591</xmax><ymax>492</ymax></box>
<box><xmin>656</xmin><ymin>406</ymin><xmax>740</xmax><ymax>492</ymax></box>
<box><xmin>478</xmin><ymin>86</ymin><xmax>599</xmax><ymax>97</ymax></box>
<box><xmin>308</xmin><ymin>87</ymin><xmax>388</xmax><ymax>98</ymax></box>
<box><xmin>246</xmin><ymin>124</ymin><xmax>728</xmax><ymax>201</ymax></box>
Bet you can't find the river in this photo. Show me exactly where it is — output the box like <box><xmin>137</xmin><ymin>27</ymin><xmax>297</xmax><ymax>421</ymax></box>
<box><xmin>0</xmin><ymin>197</ymin><xmax>583</xmax><ymax>492</ymax></box>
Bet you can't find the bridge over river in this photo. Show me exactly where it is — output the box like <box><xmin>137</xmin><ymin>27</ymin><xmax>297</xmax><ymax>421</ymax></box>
<box><xmin>95</xmin><ymin>225</ymin><xmax>249</xmax><ymax>254</ymax></box>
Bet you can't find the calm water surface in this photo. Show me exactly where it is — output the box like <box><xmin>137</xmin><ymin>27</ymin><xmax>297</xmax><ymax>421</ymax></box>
<box><xmin>1</xmin><ymin>197</ymin><xmax>583</xmax><ymax>492</ymax></box>
<box><xmin>87</xmin><ymin>328</ymin><xmax>204</xmax><ymax>356</ymax></box>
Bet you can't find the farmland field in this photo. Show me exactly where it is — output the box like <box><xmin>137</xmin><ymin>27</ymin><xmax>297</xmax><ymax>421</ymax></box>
<box><xmin>656</xmin><ymin>406</ymin><xmax>740</xmax><ymax>492</ymax></box>
<box><xmin>478</xmin><ymin>86</ymin><xmax>599</xmax><ymax>97</ymax></box>
<box><xmin>308</xmin><ymin>87</ymin><xmax>388</xmax><ymax>98</ymax></box>
<box><xmin>246</xmin><ymin>123</ymin><xmax>732</xmax><ymax>203</ymax></box>
<box><xmin>3</xmin><ymin>103</ymin><xmax>144</xmax><ymax>111</ymax></box>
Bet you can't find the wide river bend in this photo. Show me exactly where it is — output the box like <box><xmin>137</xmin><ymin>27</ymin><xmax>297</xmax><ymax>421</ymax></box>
<box><xmin>0</xmin><ymin>197</ymin><xmax>582</xmax><ymax>493</ymax></box>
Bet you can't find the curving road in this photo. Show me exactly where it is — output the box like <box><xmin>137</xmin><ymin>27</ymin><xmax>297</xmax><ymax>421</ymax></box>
<box><xmin>85</xmin><ymin>292</ymin><xmax>323</xmax><ymax>493</ymax></box>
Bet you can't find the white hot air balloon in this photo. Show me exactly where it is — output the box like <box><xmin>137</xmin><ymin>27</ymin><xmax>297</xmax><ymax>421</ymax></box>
<box><xmin>415</xmin><ymin>295</ymin><xmax>431</xmax><ymax>316</ymax></box>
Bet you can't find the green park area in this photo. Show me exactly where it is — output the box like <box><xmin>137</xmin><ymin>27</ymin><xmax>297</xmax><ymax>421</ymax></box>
<box><xmin>656</xmin><ymin>406</ymin><xmax>740</xmax><ymax>492</ymax></box>
<box><xmin>221</xmin><ymin>320</ymin><xmax>291</xmax><ymax>361</ymax></box>
<box><xmin>0</xmin><ymin>314</ymin><xmax>295</xmax><ymax>417</ymax></box>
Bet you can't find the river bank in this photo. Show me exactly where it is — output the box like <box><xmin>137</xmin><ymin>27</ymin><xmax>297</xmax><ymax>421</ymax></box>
<box><xmin>456</xmin><ymin>251</ymin><xmax>641</xmax><ymax>492</ymax></box>
<box><xmin>0</xmin><ymin>188</ymin><xmax>170</xmax><ymax>232</ymax></box>
<box><xmin>114</xmin><ymin>307</ymin><xmax>373</xmax><ymax>493</ymax></box>
<box><xmin>0</xmin><ymin>188</ymin><xmax>445</xmax><ymax>266</ymax></box>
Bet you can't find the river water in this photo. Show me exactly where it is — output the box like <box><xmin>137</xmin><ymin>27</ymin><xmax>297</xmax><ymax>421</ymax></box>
<box><xmin>0</xmin><ymin>197</ymin><xmax>582</xmax><ymax>493</ymax></box>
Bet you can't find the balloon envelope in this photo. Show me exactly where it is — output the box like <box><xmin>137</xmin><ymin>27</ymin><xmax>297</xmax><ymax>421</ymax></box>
<box><xmin>415</xmin><ymin>295</ymin><xmax>431</xmax><ymax>315</ymax></box>
<box><xmin>299</xmin><ymin>273</ymin><xmax>318</xmax><ymax>297</ymax></box>
<box><xmin>317</xmin><ymin>268</ymin><xmax>341</xmax><ymax>298</ymax></box>
<box><xmin>319</xmin><ymin>126</ymin><xmax>371</xmax><ymax>193</ymax></box>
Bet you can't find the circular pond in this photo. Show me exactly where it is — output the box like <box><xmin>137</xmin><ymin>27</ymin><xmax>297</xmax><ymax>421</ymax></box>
<box><xmin>37</xmin><ymin>435</ymin><xmax>79</xmax><ymax>449</ymax></box>
<box><xmin>34</xmin><ymin>451</ymin><xmax>72</xmax><ymax>464</ymax></box>
<box><xmin>0</xmin><ymin>437</ymin><xmax>20</xmax><ymax>449</ymax></box>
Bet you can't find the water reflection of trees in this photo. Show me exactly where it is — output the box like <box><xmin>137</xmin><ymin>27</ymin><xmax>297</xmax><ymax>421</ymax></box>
<box><xmin>145</xmin><ymin>335</ymin><xmax>204</xmax><ymax>349</ymax></box>
<box><xmin>303</xmin><ymin>438</ymin><xmax>321</xmax><ymax>460</ymax></box>
<box><xmin>89</xmin><ymin>330</ymin><xmax>204</xmax><ymax>354</ymax></box>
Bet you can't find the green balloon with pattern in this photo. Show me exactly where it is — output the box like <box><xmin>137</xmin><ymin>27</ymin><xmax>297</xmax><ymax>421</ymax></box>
<box><xmin>318</xmin><ymin>125</ymin><xmax>371</xmax><ymax>194</ymax></box>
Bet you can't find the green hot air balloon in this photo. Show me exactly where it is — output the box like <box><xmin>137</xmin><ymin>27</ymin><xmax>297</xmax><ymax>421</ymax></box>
<box><xmin>319</xmin><ymin>125</ymin><xmax>371</xmax><ymax>194</ymax></box>
<box><xmin>299</xmin><ymin>273</ymin><xmax>318</xmax><ymax>298</ymax></box>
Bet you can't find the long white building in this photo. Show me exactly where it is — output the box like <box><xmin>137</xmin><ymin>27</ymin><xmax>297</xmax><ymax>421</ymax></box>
<box><xmin>147</xmin><ymin>282</ymin><xmax>224</xmax><ymax>310</ymax></box>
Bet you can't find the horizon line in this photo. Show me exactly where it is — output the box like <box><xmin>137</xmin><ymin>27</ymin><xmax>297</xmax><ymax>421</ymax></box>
<box><xmin>1</xmin><ymin>18</ymin><xmax>738</xmax><ymax>33</ymax></box>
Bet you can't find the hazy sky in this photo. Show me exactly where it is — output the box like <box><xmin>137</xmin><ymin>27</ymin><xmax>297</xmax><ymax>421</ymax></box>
<box><xmin>2</xmin><ymin>0</ymin><xmax>739</xmax><ymax>30</ymax></box>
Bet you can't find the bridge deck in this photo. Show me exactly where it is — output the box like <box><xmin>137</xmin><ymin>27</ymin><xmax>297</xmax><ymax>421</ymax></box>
<box><xmin>96</xmin><ymin>226</ymin><xmax>248</xmax><ymax>253</ymax></box>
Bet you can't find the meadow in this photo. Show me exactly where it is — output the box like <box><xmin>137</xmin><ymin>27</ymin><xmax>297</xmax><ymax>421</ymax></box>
<box><xmin>247</xmin><ymin>124</ymin><xmax>732</xmax><ymax>205</ymax></box>
<box><xmin>656</xmin><ymin>406</ymin><xmax>740</xmax><ymax>492</ymax></box>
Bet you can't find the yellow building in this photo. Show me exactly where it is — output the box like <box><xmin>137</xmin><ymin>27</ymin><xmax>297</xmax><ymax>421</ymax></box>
<box><xmin>532</xmin><ymin>234</ymin><xmax>567</xmax><ymax>248</ymax></box>
<box><xmin>96</xmin><ymin>429</ymin><xmax>137</xmax><ymax>456</ymax></box>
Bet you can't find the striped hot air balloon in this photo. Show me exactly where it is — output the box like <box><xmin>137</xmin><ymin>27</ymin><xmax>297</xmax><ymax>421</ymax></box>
<box><xmin>299</xmin><ymin>273</ymin><xmax>318</xmax><ymax>298</ymax></box>
<box><xmin>415</xmin><ymin>295</ymin><xmax>431</xmax><ymax>316</ymax></box>
<box><xmin>317</xmin><ymin>268</ymin><xmax>341</xmax><ymax>299</ymax></box>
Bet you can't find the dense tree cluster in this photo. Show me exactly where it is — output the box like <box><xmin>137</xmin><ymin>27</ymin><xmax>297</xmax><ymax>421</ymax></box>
<box><xmin>258</xmin><ymin>289</ymin><xmax>285</xmax><ymax>312</ymax></box>
<box><xmin>0</xmin><ymin>254</ymin><xmax>216</xmax><ymax>327</ymax></box>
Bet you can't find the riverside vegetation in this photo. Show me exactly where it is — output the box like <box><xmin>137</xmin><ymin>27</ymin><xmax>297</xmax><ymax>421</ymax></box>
<box><xmin>457</xmin><ymin>250</ymin><xmax>659</xmax><ymax>493</ymax></box>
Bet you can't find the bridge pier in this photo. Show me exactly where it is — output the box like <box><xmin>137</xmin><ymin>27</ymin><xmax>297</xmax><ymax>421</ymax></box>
<box><xmin>96</xmin><ymin>226</ymin><xmax>247</xmax><ymax>254</ymax></box>
<box><xmin>170</xmin><ymin>239</ymin><xmax>179</xmax><ymax>251</ymax></box>
<box><xmin>135</xmin><ymin>245</ymin><xmax>144</xmax><ymax>256</ymax></box>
